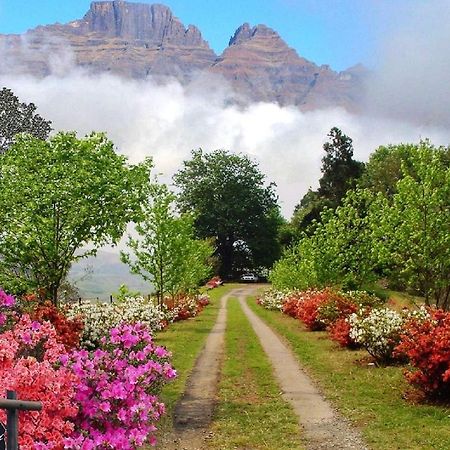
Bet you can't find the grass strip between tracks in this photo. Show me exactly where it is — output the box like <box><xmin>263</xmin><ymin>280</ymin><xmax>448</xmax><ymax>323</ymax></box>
<box><xmin>209</xmin><ymin>296</ymin><xmax>304</xmax><ymax>449</ymax></box>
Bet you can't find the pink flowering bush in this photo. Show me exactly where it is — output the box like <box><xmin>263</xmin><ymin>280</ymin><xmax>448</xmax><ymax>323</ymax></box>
<box><xmin>0</xmin><ymin>314</ymin><xmax>78</xmax><ymax>449</ymax></box>
<box><xmin>65</xmin><ymin>322</ymin><xmax>176</xmax><ymax>449</ymax></box>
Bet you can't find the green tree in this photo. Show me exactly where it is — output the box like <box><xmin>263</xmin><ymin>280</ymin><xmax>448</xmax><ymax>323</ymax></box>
<box><xmin>0</xmin><ymin>132</ymin><xmax>151</xmax><ymax>305</ymax></box>
<box><xmin>173</xmin><ymin>149</ymin><xmax>280</xmax><ymax>278</ymax></box>
<box><xmin>376</xmin><ymin>143</ymin><xmax>450</xmax><ymax>308</ymax></box>
<box><xmin>0</xmin><ymin>87</ymin><xmax>52</xmax><ymax>153</ymax></box>
<box><xmin>121</xmin><ymin>183</ymin><xmax>213</xmax><ymax>303</ymax></box>
<box><xmin>360</xmin><ymin>141</ymin><xmax>450</xmax><ymax>197</ymax></box>
<box><xmin>292</xmin><ymin>127</ymin><xmax>364</xmax><ymax>236</ymax></box>
<box><xmin>319</xmin><ymin>127</ymin><xmax>365</xmax><ymax>204</ymax></box>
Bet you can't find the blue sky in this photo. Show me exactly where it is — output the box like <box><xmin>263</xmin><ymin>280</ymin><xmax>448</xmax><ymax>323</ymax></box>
<box><xmin>0</xmin><ymin>0</ymin><xmax>419</xmax><ymax>71</ymax></box>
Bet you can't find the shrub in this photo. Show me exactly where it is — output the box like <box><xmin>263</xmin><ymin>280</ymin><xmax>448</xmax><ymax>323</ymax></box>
<box><xmin>328</xmin><ymin>317</ymin><xmax>359</xmax><ymax>348</ymax></box>
<box><xmin>320</xmin><ymin>290</ymin><xmax>383</xmax><ymax>348</ymax></box>
<box><xmin>66</xmin><ymin>297</ymin><xmax>169</xmax><ymax>349</ymax></box>
<box><xmin>282</xmin><ymin>294</ymin><xmax>303</xmax><ymax>318</ymax></box>
<box><xmin>65</xmin><ymin>322</ymin><xmax>176</xmax><ymax>449</ymax></box>
<box><xmin>206</xmin><ymin>276</ymin><xmax>222</xmax><ymax>289</ymax></box>
<box><xmin>317</xmin><ymin>292</ymin><xmax>358</xmax><ymax>327</ymax></box>
<box><xmin>342</xmin><ymin>290</ymin><xmax>385</xmax><ymax>309</ymax></box>
<box><xmin>294</xmin><ymin>289</ymin><xmax>340</xmax><ymax>331</ymax></box>
<box><xmin>30</xmin><ymin>301</ymin><xmax>84</xmax><ymax>350</ymax></box>
<box><xmin>0</xmin><ymin>315</ymin><xmax>78</xmax><ymax>449</ymax></box>
<box><xmin>348</xmin><ymin>307</ymin><xmax>405</xmax><ymax>363</ymax></box>
<box><xmin>257</xmin><ymin>289</ymin><xmax>288</xmax><ymax>311</ymax></box>
<box><xmin>396</xmin><ymin>308</ymin><xmax>450</xmax><ymax>398</ymax></box>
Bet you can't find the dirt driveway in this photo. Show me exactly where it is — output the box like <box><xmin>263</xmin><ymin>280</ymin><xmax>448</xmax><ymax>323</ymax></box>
<box><xmin>158</xmin><ymin>286</ymin><xmax>368</xmax><ymax>449</ymax></box>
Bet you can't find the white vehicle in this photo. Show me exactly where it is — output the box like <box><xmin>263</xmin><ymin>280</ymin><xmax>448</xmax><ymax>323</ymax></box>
<box><xmin>240</xmin><ymin>273</ymin><xmax>258</xmax><ymax>283</ymax></box>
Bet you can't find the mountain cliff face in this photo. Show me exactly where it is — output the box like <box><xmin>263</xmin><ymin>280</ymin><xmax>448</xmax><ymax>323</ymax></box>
<box><xmin>0</xmin><ymin>1</ymin><xmax>366</xmax><ymax>110</ymax></box>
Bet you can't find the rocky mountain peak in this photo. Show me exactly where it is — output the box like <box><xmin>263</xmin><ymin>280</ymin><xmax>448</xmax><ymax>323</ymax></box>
<box><xmin>0</xmin><ymin>2</ymin><xmax>365</xmax><ymax>110</ymax></box>
<box><xmin>229</xmin><ymin>22</ymin><xmax>279</xmax><ymax>46</ymax></box>
<box><xmin>72</xmin><ymin>1</ymin><xmax>209</xmax><ymax>48</ymax></box>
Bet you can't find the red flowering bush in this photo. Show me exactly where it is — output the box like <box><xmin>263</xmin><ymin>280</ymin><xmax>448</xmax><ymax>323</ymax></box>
<box><xmin>396</xmin><ymin>309</ymin><xmax>450</xmax><ymax>398</ymax></box>
<box><xmin>0</xmin><ymin>314</ymin><xmax>78</xmax><ymax>449</ymax></box>
<box><xmin>31</xmin><ymin>301</ymin><xmax>84</xmax><ymax>350</ymax></box>
<box><xmin>282</xmin><ymin>293</ymin><xmax>304</xmax><ymax>318</ymax></box>
<box><xmin>328</xmin><ymin>318</ymin><xmax>359</xmax><ymax>348</ymax></box>
<box><xmin>297</xmin><ymin>289</ymin><xmax>332</xmax><ymax>331</ymax></box>
<box><xmin>164</xmin><ymin>294</ymin><xmax>210</xmax><ymax>322</ymax></box>
<box><xmin>317</xmin><ymin>292</ymin><xmax>358</xmax><ymax>326</ymax></box>
<box><xmin>206</xmin><ymin>276</ymin><xmax>222</xmax><ymax>289</ymax></box>
<box><xmin>196</xmin><ymin>294</ymin><xmax>210</xmax><ymax>312</ymax></box>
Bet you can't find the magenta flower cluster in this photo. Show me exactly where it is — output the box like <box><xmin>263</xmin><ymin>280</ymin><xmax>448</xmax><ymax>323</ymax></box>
<box><xmin>0</xmin><ymin>289</ymin><xmax>15</xmax><ymax>328</ymax></box>
<box><xmin>64</xmin><ymin>323</ymin><xmax>177</xmax><ymax>449</ymax></box>
<box><xmin>0</xmin><ymin>289</ymin><xmax>177</xmax><ymax>449</ymax></box>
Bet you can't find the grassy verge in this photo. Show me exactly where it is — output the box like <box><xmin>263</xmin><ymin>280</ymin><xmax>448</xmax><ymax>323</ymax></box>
<box><xmin>153</xmin><ymin>284</ymin><xmax>237</xmax><ymax>438</ymax></box>
<box><xmin>209</xmin><ymin>297</ymin><xmax>303</xmax><ymax>449</ymax></box>
<box><xmin>248</xmin><ymin>298</ymin><xmax>450</xmax><ymax>450</ymax></box>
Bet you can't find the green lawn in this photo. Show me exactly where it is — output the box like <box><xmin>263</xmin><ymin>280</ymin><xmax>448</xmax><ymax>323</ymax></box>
<box><xmin>249</xmin><ymin>298</ymin><xmax>450</xmax><ymax>450</ymax></box>
<box><xmin>209</xmin><ymin>297</ymin><xmax>303</xmax><ymax>449</ymax></box>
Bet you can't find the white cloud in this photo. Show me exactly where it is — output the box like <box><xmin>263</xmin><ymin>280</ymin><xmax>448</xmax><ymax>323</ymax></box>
<box><xmin>1</xmin><ymin>67</ymin><xmax>449</xmax><ymax>218</ymax></box>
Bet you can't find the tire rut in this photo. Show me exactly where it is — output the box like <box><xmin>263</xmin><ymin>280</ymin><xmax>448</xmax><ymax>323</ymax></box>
<box><xmin>238</xmin><ymin>294</ymin><xmax>369</xmax><ymax>450</ymax></box>
<box><xmin>157</xmin><ymin>290</ymin><xmax>235</xmax><ymax>449</ymax></box>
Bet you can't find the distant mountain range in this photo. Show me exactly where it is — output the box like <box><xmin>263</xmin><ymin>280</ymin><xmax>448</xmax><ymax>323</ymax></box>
<box><xmin>0</xmin><ymin>0</ymin><xmax>368</xmax><ymax>111</ymax></box>
<box><xmin>69</xmin><ymin>250</ymin><xmax>152</xmax><ymax>300</ymax></box>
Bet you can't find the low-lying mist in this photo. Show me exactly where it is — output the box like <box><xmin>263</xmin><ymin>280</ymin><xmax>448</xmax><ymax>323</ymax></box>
<box><xmin>1</xmin><ymin>68</ymin><xmax>449</xmax><ymax>218</ymax></box>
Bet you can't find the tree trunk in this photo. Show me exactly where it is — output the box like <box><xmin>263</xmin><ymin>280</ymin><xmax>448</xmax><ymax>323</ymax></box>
<box><xmin>218</xmin><ymin>236</ymin><xmax>234</xmax><ymax>279</ymax></box>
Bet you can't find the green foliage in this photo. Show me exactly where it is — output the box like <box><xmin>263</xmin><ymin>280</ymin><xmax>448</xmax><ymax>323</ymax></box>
<box><xmin>292</xmin><ymin>127</ymin><xmax>364</xmax><ymax>236</ymax></box>
<box><xmin>360</xmin><ymin>142</ymin><xmax>449</xmax><ymax>197</ymax></box>
<box><xmin>319</xmin><ymin>127</ymin><xmax>365</xmax><ymax>204</ymax></box>
<box><xmin>272</xmin><ymin>189</ymin><xmax>381</xmax><ymax>291</ymax></box>
<box><xmin>173</xmin><ymin>149</ymin><xmax>280</xmax><ymax>278</ymax></box>
<box><xmin>0</xmin><ymin>87</ymin><xmax>52</xmax><ymax>153</ymax></box>
<box><xmin>375</xmin><ymin>142</ymin><xmax>450</xmax><ymax>307</ymax></box>
<box><xmin>274</xmin><ymin>140</ymin><xmax>449</xmax><ymax>309</ymax></box>
<box><xmin>121</xmin><ymin>182</ymin><xmax>213</xmax><ymax>303</ymax></box>
<box><xmin>0</xmin><ymin>132</ymin><xmax>151</xmax><ymax>304</ymax></box>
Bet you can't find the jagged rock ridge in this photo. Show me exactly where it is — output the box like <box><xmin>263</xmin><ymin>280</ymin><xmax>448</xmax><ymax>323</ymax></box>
<box><xmin>0</xmin><ymin>1</ymin><xmax>367</xmax><ymax>110</ymax></box>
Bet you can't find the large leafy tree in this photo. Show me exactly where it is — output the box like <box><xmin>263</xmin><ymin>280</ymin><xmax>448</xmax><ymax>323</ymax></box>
<box><xmin>121</xmin><ymin>183</ymin><xmax>213</xmax><ymax>303</ymax></box>
<box><xmin>173</xmin><ymin>149</ymin><xmax>280</xmax><ymax>278</ymax></box>
<box><xmin>359</xmin><ymin>141</ymin><xmax>450</xmax><ymax>197</ymax></box>
<box><xmin>0</xmin><ymin>87</ymin><xmax>52</xmax><ymax>153</ymax></box>
<box><xmin>0</xmin><ymin>132</ymin><xmax>152</xmax><ymax>305</ymax></box>
<box><xmin>374</xmin><ymin>142</ymin><xmax>450</xmax><ymax>308</ymax></box>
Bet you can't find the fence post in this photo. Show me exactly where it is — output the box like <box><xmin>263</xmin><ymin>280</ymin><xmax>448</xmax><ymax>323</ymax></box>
<box><xmin>0</xmin><ymin>391</ymin><xmax>42</xmax><ymax>450</ymax></box>
<box><xmin>6</xmin><ymin>391</ymin><xmax>17</xmax><ymax>450</ymax></box>
<box><xmin>110</xmin><ymin>295</ymin><xmax>113</xmax><ymax>304</ymax></box>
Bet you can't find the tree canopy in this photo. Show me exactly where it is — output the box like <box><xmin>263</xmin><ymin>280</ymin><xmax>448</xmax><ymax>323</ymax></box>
<box><xmin>292</xmin><ymin>127</ymin><xmax>364</xmax><ymax>236</ymax></box>
<box><xmin>0</xmin><ymin>132</ymin><xmax>152</xmax><ymax>304</ymax></box>
<box><xmin>271</xmin><ymin>140</ymin><xmax>449</xmax><ymax>309</ymax></box>
<box><xmin>121</xmin><ymin>182</ymin><xmax>213</xmax><ymax>303</ymax></box>
<box><xmin>173</xmin><ymin>149</ymin><xmax>281</xmax><ymax>278</ymax></box>
<box><xmin>0</xmin><ymin>87</ymin><xmax>52</xmax><ymax>153</ymax></box>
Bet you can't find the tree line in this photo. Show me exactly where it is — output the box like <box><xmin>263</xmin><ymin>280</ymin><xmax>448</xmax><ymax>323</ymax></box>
<box><xmin>1</xmin><ymin>87</ymin><xmax>448</xmax><ymax>308</ymax></box>
<box><xmin>273</xmin><ymin>130</ymin><xmax>450</xmax><ymax>309</ymax></box>
<box><xmin>0</xmin><ymin>87</ymin><xmax>281</xmax><ymax>304</ymax></box>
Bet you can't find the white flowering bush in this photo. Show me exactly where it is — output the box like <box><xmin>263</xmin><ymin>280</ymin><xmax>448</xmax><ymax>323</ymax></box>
<box><xmin>403</xmin><ymin>305</ymin><xmax>430</xmax><ymax>323</ymax></box>
<box><xmin>348</xmin><ymin>307</ymin><xmax>405</xmax><ymax>363</ymax></box>
<box><xmin>257</xmin><ymin>289</ymin><xmax>289</xmax><ymax>310</ymax></box>
<box><xmin>66</xmin><ymin>296</ymin><xmax>169</xmax><ymax>349</ymax></box>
